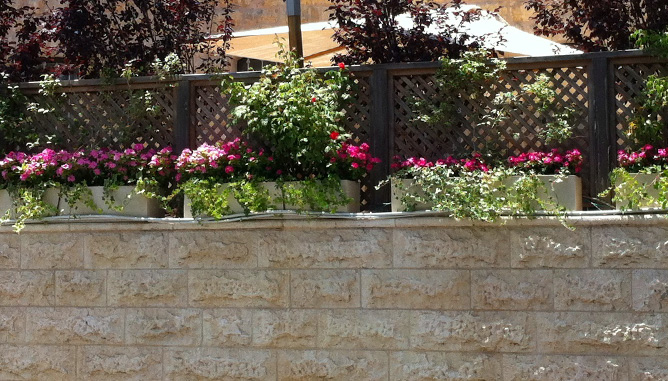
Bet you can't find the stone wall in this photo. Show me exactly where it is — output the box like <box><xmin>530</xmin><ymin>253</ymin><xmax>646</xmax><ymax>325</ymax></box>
<box><xmin>1</xmin><ymin>215</ymin><xmax>667</xmax><ymax>379</ymax></box>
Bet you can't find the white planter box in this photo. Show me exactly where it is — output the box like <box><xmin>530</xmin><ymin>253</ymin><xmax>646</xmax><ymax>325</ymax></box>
<box><xmin>391</xmin><ymin>175</ymin><xmax>582</xmax><ymax>212</ymax></box>
<box><xmin>184</xmin><ymin>180</ymin><xmax>360</xmax><ymax>218</ymax></box>
<box><xmin>614</xmin><ymin>173</ymin><xmax>662</xmax><ymax>209</ymax></box>
<box><xmin>0</xmin><ymin>189</ymin><xmax>15</xmax><ymax>219</ymax></box>
<box><xmin>44</xmin><ymin>186</ymin><xmax>163</xmax><ymax>217</ymax></box>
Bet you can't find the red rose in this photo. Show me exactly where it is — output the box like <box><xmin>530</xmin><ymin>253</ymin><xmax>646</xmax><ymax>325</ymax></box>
<box><xmin>338</xmin><ymin>62</ymin><xmax>345</xmax><ymax>69</ymax></box>
<box><xmin>311</xmin><ymin>97</ymin><xmax>317</xmax><ymax>103</ymax></box>
<box><xmin>330</xmin><ymin>131</ymin><xmax>340</xmax><ymax>140</ymax></box>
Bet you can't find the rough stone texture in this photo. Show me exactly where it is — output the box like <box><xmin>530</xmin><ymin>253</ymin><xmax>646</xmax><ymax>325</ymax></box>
<box><xmin>85</xmin><ymin>232</ymin><xmax>168</xmax><ymax>268</ymax></box>
<box><xmin>510</xmin><ymin>227</ymin><xmax>590</xmax><ymax>268</ymax></box>
<box><xmin>630</xmin><ymin>357</ymin><xmax>668</xmax><ymax>380</ymax></box>
<box><xmin>56</xmin><ymin>270</ymin><xmax>106</xmax><ymax>306</ymax></box>
<box><xmin>165</xmin><ymin>348</ymin><xmax>276</xmax><ymax>380</ymax></box>
<box><xmin>633</xmin><ymin>270</ymin><xmax>668</xmax><ymax>312</ymax></box>
<box><xmin>503</xmin><ymin>355</ymin><xmax>627</xmax><ymax>380</ymax></box>
<box><xmin>554</xmin><ymin>270</ymin><xmax>631</xmax><ymax>311</ymax></box>
<box><xmin>363</xmin><ymin>269</ymin><xmax>470</xmax><ymax>310</ymax></box>
<box><xmin>411</xmin><ymin>311</ymin><xmax>536</xmax><ymax>352</ymax></box>
<box><xmin>390</xmin><ymin>352</ymin><xmax>502</xmax><ymax>380</ymax></box>
<box><xmin>471</xmin><ymin>270</ymin><xmax>552</xmax><ymax>310</ymax></box>
<box><xmin>253</xmin><ymin>309</ymin><xmax>318</xmax><ymax>348</ymax></box>
<box><xmin>203</xmin><ymin>309</ymin><xmax>253</xmax><ymax>346</ymax></box>
<box><xmin>78</xmin><ymin>346</ymin><xmax>163</xmax><ymax>380</ymax></box>
<box><xmin>0</xmin><ymin>235</ymin><xmax>20</xmax><ymax>269</ymax></box>
<box><xmin>278</xmin><ymin>350</ymin><xmax>388</xmax><ymax>380</ymax></box>
<box><xmin>0</xmin><ymin>308</ymin><xmax>25</xmax><ymax>343</ymax></box>
<box><xmin>125</xmin><ymin>308</ymin><xmax>201</xmax><ymax>346</ymax></box>
<box><xmin>394</xmin><ymin>228</ymin><xmax>509</xmax><ymax>268</ymax></box>
<box><xmin>108</xmin><ymin>270</ymin><xmax>187</xmax><ymax>307</ymax></box>
<box><xmin>2</xmin><ymin>219</ymin><xmax>668</xmax><ymax>378</ymax></box>
<box><xmin>257</xmin><ymin>229</ymin><xmax>392</xmax><ymax>268</ymax></box>
<box><xmin>22</xmin><ymin>233</ymin><xmax>84</xmax><ymax>269</ymax></box>
<box><xmin>537</xmin><ymin>312</ymin><xmax>668</xmax><ymax>355</ymax></box>
<box><xmin>291</xmin><ymin>270</ymin><xmax>360</xmax><ymax>308</ymax></box>
<box><xmin>169</xmin><ymin>230</ymin><xmax>259</xmax><ymax>268</ymax></box>
<box><xmin>0</xmin><ymin>270</ymin><xmax>54</xmax><ymax>306</ymax></box>
<box><xmin>26</xmin><ymin>308</ymin><xmax>124</xmax><ymax>345</ymax></box>
<box><xmin>189</xmin><ymin>270</ymin><xmax>289</xmax><ymax>308</ymax></box>
<box><xmin>0</xmin><ymin>345</ymin><xmax>76</xmax><ymax>380</ymax></box>
<box><xmin>319</xmin><ymin>310</ymin><xmax>410</xmax><ymax>350</ymax></box>
<box><xmin>592</xmin><ymin>227</ymin><xmax>668</xmax><ymax>268</ymax></box>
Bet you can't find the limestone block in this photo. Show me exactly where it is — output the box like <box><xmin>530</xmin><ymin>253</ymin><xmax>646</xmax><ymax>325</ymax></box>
<box><xmin>257</xmin><ymin>229</ymin><xmax>392</xmax><ymax>268</ymax></box>
<box><xmin>0</xmin><ymin>308</ymin><xmax>25</xmax><ymax>343</ymax></box>
<box><xmin>291</xmin><ymin>270</ymin><xmax>359</xmax><ymax>308</ymax></box>
<box><xmin>630</xmin><ymin>357</ymin><xmax>668</xmax><ymax>380</ymax></box>
<box><xmin>26</xmin><ymin>307</ymin><xmax>124</xmax><ymax>344</ymax></box>
<box><xmin>554</xmin><ymin>270</ymin><xmax>631</xmax><ymax>311</ymax></box>
<box><xmin>108</xmin><ymin>270</ymin><xmax>187</xmax><ymax>307</ymax></box>
<box><xmin>78</xmin><ymin>346</ymin><xmax>163</xmax><ymax>380</ymax></box>
<box><xmin>55</xmin><ymin>270</ymin><xmax>106</xmax><ymax>306</ymax></box>
<box><xmin>85</xmin><ymin>232</ymin><xmax>168</xmax><ymax>269</ymax></box>
<box><xmin>165</xmin><ymin>348</ymin><xmax>276</xmax><ymax>380</ymax></box>
<box><xmin>203</xmin><ymin>309</ymin><xmax>252</xmax><ymax>346</ymax></box>
<box><xmin>0</xmin><ymin>344</ymin><xmax>76</xmax><ymax>380</ymax></box>
<box><xmin>363</xmin><ymin>269</ymin><xmax>470</xmax><ymax>310</ymax></box>
<box><xmin>169</xmin><ymin>231</ymin><xmax>259</xmax><ymax>268</ymax></box>
<box><xmin>592</xmin><ymin>227</ymin><xmax>668</xmax><ymax>268</ymax></box>
<box><xmin>390</xmin><ymin>352</ymin><xmax>502</xmax><ymax>380</ymax></box>
<box><xmin>471</xmin><ymin>270</ymin><xmax>552</xmax><ymax>310</ymax></box>
<box><xmin>537</xmin><ymin>312</ymin><xmax>668</xmax><ymax>355</ymax></box>
<box><xmin>633</xmin><ymin>270</ymin><xmax>668</xmax><ymax>312</ymax></box>
<box><xmin>252</xmin><ymin>310</ymin><xmax>318</xmax><ymax>348</ymax></box>
<box><xmin>189</xmin><ymin>270</ymin><xmax>289</xmax><ymax>308</ymax></box>
<box><xmin>0</xmin><ymin>270</ymin><xmax>54</xmax><ymax>306</ymax></box>
<box><xmin>510</xmin><ymin>227</ymin><xmax>590</xmax><ymax>268</ymax></box>
<box><xmin>0</xmin><ymin>235</ymin><xmax>19</xmax><ymax>269</ymax></box>
<box><xmin>393</xmin><ymin>228</ymin><xmax>509</xmax><ymax>268</ymax></box>
<box><xmin>126</xmin><ymin>308</ymin><xmax>201</xmax><ymax>346</ymax></box>
<box><xmin>21</xmin><ymin>233</ymin><xmax>84</xmax><ymax>269</ymax></box>
<box><xmin>503</xmin><ymin>355</ymin><xmax>627</xmax><ymax>380</ymax></box>
<box><xmin>278</xmin><ymin>350</ymin><xmax>388</xmax><ymax>380</ymax></box>
<box><xmin>411</xmin><ymin>311</ymin><xmax>536</xmax><ymax>352</ymax></box>
<box><xmin>318</xmin><ymin>310</ymin><xmax>410</xmax><ymax>350</ymax></box>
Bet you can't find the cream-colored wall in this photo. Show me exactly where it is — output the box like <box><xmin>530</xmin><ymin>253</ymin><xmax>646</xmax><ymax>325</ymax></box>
<box><xmin>0</xmin><ymin>216</ymin><xmax>667</xmax><ymax>379</ymax></box>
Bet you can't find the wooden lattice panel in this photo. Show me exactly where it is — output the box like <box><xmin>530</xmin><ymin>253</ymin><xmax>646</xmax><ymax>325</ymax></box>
<box><xmin>614</xmin><ymin>62</ymin><xmax>668</xmax><ymax>150</ymax></box>
<box><xmin>24</xmin><ymin>85</ymin><xmax>175</xmax><ymax>150</ymax></box>
<box><xmin>343</xmin><ymin>74</ymin><xmax>373</xmax><ymax>209</ymax></box>
<box><xmin>192</xmin><ymin>83</ymin><xmax>243</xmax><ymax>145</ymax></box>
<box><xmin>392</xmin><ymin>67</ymin><xmax>589</xmax><ymax>160</ymax></box>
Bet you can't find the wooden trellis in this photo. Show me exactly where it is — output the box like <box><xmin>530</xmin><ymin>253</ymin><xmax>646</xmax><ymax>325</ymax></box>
<box><xmin>16</xmin><ymin>51</ymin><xmax>668</xmax><ymax>210</ymax></box>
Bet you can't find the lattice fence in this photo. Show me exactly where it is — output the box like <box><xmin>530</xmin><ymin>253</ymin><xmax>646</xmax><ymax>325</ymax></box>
<box><xmin>614</xmin><ymin>61</ymin><xmax>668</xmax><ymax>149</ymax></box>
<box><xmin>191</xmin><ymin>81</ymin><xmax>243</xmax><ymax>146</ymax></box>
<box><xmin>22</xmin><ymin>84</ymin><xmax>176</xmax><ymax>151</ymax></box>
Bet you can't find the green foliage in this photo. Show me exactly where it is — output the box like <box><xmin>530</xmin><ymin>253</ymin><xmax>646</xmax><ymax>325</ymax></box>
<box><xmin>632</xmin><ymin>29</ymin><xmax>668</xmax><ymax>58</ymax></box>
<box><xmin>628</xmin><ymin>74</ymin><xmax>668</xmax><ymax>147</ymax></box>
<box><xmin>383</xmin><ymin>166</ymin><xmax>566</xmax><ymax>222</ymax></box>
<box><xmin>0</xmin><ymin>74</ymin><xmax>38</xmax><ymax>155</ymax></box>
<box><xmin>602</xmin><ymin>167</ymin><xmax>668</xmax><ymax>210</ymax></box>
<box><xmin>223</xmin><ymin>44</ymin><xmax>354</xmax><ymax>178</ymax></box>
<box><xmin>280</xmin><ymin>177</ymin><xmax>352</xmax><ymax>213</ymax></box>
<box><xmin>1</xmin><ymin>186</ymin><xmax>57</xmax><ymax>233</ymax></box>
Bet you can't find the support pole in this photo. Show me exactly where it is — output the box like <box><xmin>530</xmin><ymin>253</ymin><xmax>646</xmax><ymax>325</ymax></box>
<box><xmin>286</xmin><ymin>0</ymin><xmax>304</xmax><ymax>66</ymax></box>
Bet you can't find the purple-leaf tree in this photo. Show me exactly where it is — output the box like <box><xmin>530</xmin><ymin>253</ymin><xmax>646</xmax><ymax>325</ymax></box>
<box><xmin>525</xmin><ymin>0</ymin><xmax>668</xmax><ymax>52</ymax></box>
<box><xmin>327</xmin><ymin>0</ymin><xmax>490</xmax><ymax>64</ymax></box>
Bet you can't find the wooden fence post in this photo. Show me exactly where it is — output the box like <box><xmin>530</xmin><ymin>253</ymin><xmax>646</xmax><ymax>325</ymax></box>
<box><xmin>588</xmin><ymin>56</ymin><xmax>617</xmax><ymax>204</ymax></box>
<box><xmin>174</xmin><ymin>79</ymin><xmax>191</xmax><ymax>152</ymax></box>
<box><xmin>369</xmin><ymin>66</ymin><xmax>392</xmax><ymax>211</ymax></box>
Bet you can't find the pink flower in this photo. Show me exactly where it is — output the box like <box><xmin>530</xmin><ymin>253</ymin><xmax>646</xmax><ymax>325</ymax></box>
<box><xmin>67</xmin><ymin>175</ymin><xmax>75</xmax><ymax>182</ymax></box>
<box><xmin>225</xmin><ymin>165</ymin><xmax>234</xmax><ymax>174</ymax></box>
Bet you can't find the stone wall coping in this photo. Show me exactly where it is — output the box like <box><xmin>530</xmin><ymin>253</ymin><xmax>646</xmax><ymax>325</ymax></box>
<box><xmin>2</xmin><ymin>211</ymin><xmax>668</xmax><ymax>233</ymax></box>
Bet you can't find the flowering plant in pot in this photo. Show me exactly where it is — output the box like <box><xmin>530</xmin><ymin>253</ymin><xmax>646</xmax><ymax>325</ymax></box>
<box><xmin>383</xmin><ymin>149</ymin><xmax>583</xmax><ymax>221</ymax></box>
<box><xmin>602</xmin><ymin>145</ymin><xmax>668</xmax><ymax>210</ymax></box>
<box><xmin>180</xmin><ymin>44</ymin><xmax>380</xmax><ymax>218</ymax></box>
<box><xmin>176</xmin><ymin>137</ymin><xmax>380</xmax><ymax>218</ymax></box>
<box><xmin>0</xmin><ymin>145</ymin><xmax>175</xmax><ymax>231</ymax></box>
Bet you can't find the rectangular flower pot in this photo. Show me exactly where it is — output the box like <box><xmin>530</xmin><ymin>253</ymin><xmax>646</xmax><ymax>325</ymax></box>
<box><xmin>391</xmin><ymin>175</ymin><xmax>582</xmax><ymax>212</ymax></box>
<box><xmin>184</xmin><ymin>180</ymin><xmax>360</xmax><ymax>218</ymax></box>
<box><xmin>44</xmin><ymin>186</ymin><xmax>164</xmax><ymax>218</ymax></box>
<box><xmin>0</xmin><ymin>189</ymin><xmax>15</xmax><ymax>219</ymax></box>
<box><xmin>614</xmin><ymin>172</ymin><xmax>662</xmax><ymax>209</ymax></box>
